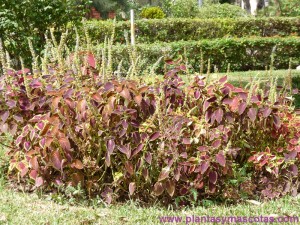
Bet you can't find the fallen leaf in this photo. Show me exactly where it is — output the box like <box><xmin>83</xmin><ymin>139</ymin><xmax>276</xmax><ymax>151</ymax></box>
<box><xmin>246</xmin><ymin>200</ymin><xmax>262</xmax><ymax>206</ymax></box>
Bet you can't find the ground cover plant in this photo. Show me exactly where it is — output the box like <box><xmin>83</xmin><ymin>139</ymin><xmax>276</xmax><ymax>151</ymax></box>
<box><xmin>0</xmin><ymin>31</ymin><xmax>299</xmax><ymax>207</ymax></box>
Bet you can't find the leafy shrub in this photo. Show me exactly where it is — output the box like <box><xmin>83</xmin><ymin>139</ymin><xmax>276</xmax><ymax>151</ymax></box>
<box><xmin>107</xmin><ymin>37</ymin><xmax>300</xmax><ymax>73</ymax></box>
<box><xmin>83</xmin><ymin>17</ymin><xmax>300</xmax><ymax>44</ymax></box>
<box><xmin>0</xmin><ymin>0</ymin><xmax>89</xmax><ymax>66</ymax></box>
<box><xmin>1</xmin><ymin>35</ymin><xmax>300</xmax><ymax>205</ymax></box>
<box><xmin>139</xmin><ymin>7</ymin><xmax>166</xmax><ymax>19</ymax></box>
<box><xmin>279</xmin><ymin>0</ymin><xmax>300</xmax><ymax>17</ymax></box>
<box><xmin>260</xmin><ymin>0</ymin><xmax>300</xmax><ymax>17</ymax></box>
<box><xmin>169</xmin><ymin>0</ymin><xmax>199</xmax><ymax>18</ymax></box>
<box><xmin>197</xmin><ymin>3</ymin><xmax>249</xmax><ymax>19</ymax></box>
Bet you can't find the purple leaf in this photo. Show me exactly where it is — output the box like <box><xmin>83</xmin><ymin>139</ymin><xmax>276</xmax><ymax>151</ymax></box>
<box><xmin>182</xmin><ymin>138</ymin><xmax>191</xmax><ymax>145</ymax></box>
<box><xmin>180</xmin><ymin>64</ymin><xmax>186</xmax><ymax>71</ymax></box>
<box><xmin>212</xmin><ymin>139</ymin><xmax>221</xmax><ymax>148</ymax></box>
<box><xmin>118</xmin><ymin>145</ymin><xmax>131</xmax><ymax>159</ymax></box>
<box><xmin>145</xmin><ymin>152</ymin><xmax>152</xmax><ymax>164</ymax></box>
<box><xmin>17</xmin><ymin>68</ymin><xmax>30</xmax><ymax>75</ymax></box>
<box><xmin>238</xmin><ymin>102</ymin><xmax>247</xmax><ymax>115</ymax></box>
<box><xmin>101</xmin><ymin>187</ymin><xmax>113</xmax><ymax>204</ymax></box>
<box><xmin>129</xmin><ymin>182</ymin><xmax>136</xmax><ymax>196</ymax></box>
<box><xmin>107</xmin><ymin>139</ymin><xmax>115</xmax><ymax>154</ymax></box>
<box><xmin>201</xmin><ymin>162</ymin><xmax>209</xmax><ymax>174</ymax></box>
<box><xmin>58</xmin><ymin>137</ymin><xmax>71</xmax><ymax>152</ymax></box>
<box><xmin>158</xmin><ymin>167</ymin><xmax>170</xmax><ymax>182</ymax></box>
<box><xmin>251</xmin><ymin>96</ymin><xmax>260</xmax><ymax>103</ymax></box>
<box><xmin>262</xmin><ymin>107</ymin><xmax>272</xmax><ymax>118</ymax></box>
<box><xmin>7</xmin><ymin>100</ymin><xmax>16</xmax><ymax>108</ymax></box>
<box><xmin>205</xmin><ymin>110</ymin><xmax>213</xmax><ymax>122</ymax></box>
<box><xmin>30</xmin><ymin>79</ymin><xmax>43</xmax><ymax>89</ymax></box>
<box><xmin>153</xmin><ymin>182</ymin><xmax>164</xmax><ymax>196</ymax></box>
<box><xmin>35</xmin><ymin>177</ymin><xmax>44</xmax><ymax>187</ymax></box>
<box><xmin>180</xmin><ymin>152</ymin><xmax>188</xmax><ymax>158</ymax></box>
<box><xmin>13</xmin><ymin>114</ymin><xmax>23</xmax><ymax>123</ymax></box>
<box><xmin>131</xmin><ymin>143</ymin><xmax>144</xmax><ymax>158</ymax></box>
<box><xmin>29</xmin><ymin>170</ymin><xmax>38</xmax><ymax>180</ymax></box>
<box><xmin>215</xmin><ymin>108</ymin><xmax>223</xmax><ymax>124</ymax></box>
<box><xmin>105</xmin><ymin>152</ymin><xmax>111</xmax><ymax>167</ymax></box>
<box><xmin>209</xmin><ymin>183</ymin><xmax>216</xmax><ymax>193</ymax></box>
<box><xmin>289</xmin><ymin>138</ymin><xmax>298</xmax><ymax>145</ymax></box>
<box><xmin>15</xmin><ymin>135</ymin><xmax>23</xmax><ymax>146</ymax></box>
<box><xmin>36</xmin><ymin>121</ymin><xmax>45</xmax><ymax>130</ymax></box>
<box><xmin>207</xmin><ymin>96</ymin><xmax>217</xmax><ymax>102</ymax></box>
<box><xmin>51</xmin><ymin>150</ymin><xmax>63</xmax><ymax>171</ymax></box>
<box><xmin>149</xmin><ymin>132</ymin><xmax>160</xmax><ymax>141</ymax></box>
<box><xmin>194</xmin><ymin>90</ymin><xmax>201</xmax><ymax>100</ymax></box>
<box><xmin>104</xmin><ymin>82</ymin><xmax>114</xmax><ymax>92</ymax></box>
<box><xmin>125</xmin><ymin>161</ymin><xmax>134</xmax><ymax>175</ymax></box>
<box><xmin>216</xmin><ymin>151</ymin><xmax>226</xmax><ymax>167</ymax></box>
<box><xmin>24</xmin><ymin>141</ymin><xmax>31</xmax><ymax>151</ymax></box>
<box><xmin>284</xmin><ymin>150</ymin><xmax>298</xmax><ymax>161</ymax></box>
<box><xmin>0</xmin><ymin>123</ymin><xmax>8</xmax><ymax>133</ymax></box>
<box><xmin>238</xmin><ymin>92</ymin><xmax>248</xmax><ymax>99</ymax></box>
<box><xmin>174</xmin><ymin>167</ymin><xmax>181</xmax><ymax>181</ymax></box>
<box><xmin>219</xmin><ymin>75</ymin><xmax>227</xmax><ymax>83</ymax></box>
<box><xmin>203</xmin><ymin>100</ymin><xmax>210</xmax><ymax>112</ymax></box>
<box><xmin>39</xmin><ymin>138</ymin><xmax>46</xmax><ymax>149</ymax></box>
<box><xmin>223</xmin><ymin>98</ymin><xmax>233</xmax><ymax>104</ymax></box>
<box><xmin>142</xmin><ymin>168</ymin><xmax>149</xmax><ymax>180</ymax></box>
<box><xmin>273</xmin><ymin>115</ymin><xmax>281</xmax><ymax>129</ymax></box>
<box><xmin>1</xmin><ymin>111</ymin><xmax>9</xmax><ymax>122</ymax></box>
<box><xmin>209</xmin><ymin>171</ymin><xmax>218</xmax><ymax>184</ymax></box>
<box><xmin>247</xmin><ymin>108</ymin><xmax>257</xmax><ymax>122</ymax></box>
<box><xmin>289</xmin><ymin>165</ymin><xmax>298</xmax><ymax>177</ymax></box>
<box><xmin>28</xmin><ymin>115</ymin><xmax>42</xmax><ymax>122</ymax></box>
<box><xmin>165</xmin><ymin>179</ymin><xmax>175</xmax><ymax>197</ymax></box>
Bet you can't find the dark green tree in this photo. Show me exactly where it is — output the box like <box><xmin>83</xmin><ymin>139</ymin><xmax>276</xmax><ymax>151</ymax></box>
<box><xmin>0</xmin><ymin>0</ymin><xmax>90</xmax><ymax>66</ymax></box>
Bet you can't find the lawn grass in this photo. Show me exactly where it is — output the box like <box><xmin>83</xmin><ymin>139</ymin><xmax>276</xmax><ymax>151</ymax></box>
<box><xmin>0</xmin><ymin>180</ymin><xmax>299</xmax><ymax>225</ymax></box>
<box><xmin>1</xmin><ymin>70</ymin><xmax>300</xmax><ymax>225</ymax></box>
<box><xmin>144</xmin><ymin>69</ymin><xmax>300</xmax><ymax>86</ymax></box>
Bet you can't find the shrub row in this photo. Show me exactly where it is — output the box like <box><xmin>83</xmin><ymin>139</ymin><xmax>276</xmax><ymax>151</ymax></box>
<box><xmin>83</xmin><ymin>17</ymin><xmax>300</xmax><ymax>44</ymax></box>
<box><xmin>105</xmin><ymin>37</ymin><xmax>300</xmax><ymax>73</ymax></box>
<box><xmin>1</xmin><ymin>52</ymin><xmax>300</xmax><ymax>205</ymax></box>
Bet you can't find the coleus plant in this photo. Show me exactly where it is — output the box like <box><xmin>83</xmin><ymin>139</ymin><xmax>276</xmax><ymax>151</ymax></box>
<box><xmin>1</xmin><ymin>54</ymin><xmax>300</xmax><ymax>206</ymax></box>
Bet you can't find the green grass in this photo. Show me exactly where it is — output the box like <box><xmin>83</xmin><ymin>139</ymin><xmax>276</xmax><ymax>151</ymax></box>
<box><xmin>145</xmin><ymin>69</ymin><xmax>300</xmax><ymax>86</ymax></box>
<box><xmin>219</xmin><ymin>69</ymin><xmax>300</xmax><ymax>86</ymax></box>
<box><xmin>1</xmin><ymin>70</ymin><xmax>300</xmax><ymax>224</ymax></box>
<box><xmin>0</xmin><ymin>182</ymin><xmax>299</xmax><ymax>224</ymax></box>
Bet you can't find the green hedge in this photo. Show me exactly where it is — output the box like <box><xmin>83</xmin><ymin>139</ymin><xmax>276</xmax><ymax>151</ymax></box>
<box><xmin>104</xmin><ymin>37</ymin><xmax>300</xmax><ymax>73</ymax></box>
<box><xmin>84</xmin><ymin>17</ymin><xmax>300</xmax><ymax>44</ymax></box>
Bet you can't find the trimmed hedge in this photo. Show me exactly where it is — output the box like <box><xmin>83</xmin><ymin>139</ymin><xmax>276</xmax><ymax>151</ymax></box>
<box><xmin>84</xmin><ymin>17</ymin><xmax>300</xmax><ymax>44</ymax></box>
<box><xmin>104</xmin><ymin>37</ymin><xmax>300</xmax><ymax>73</ymax></box>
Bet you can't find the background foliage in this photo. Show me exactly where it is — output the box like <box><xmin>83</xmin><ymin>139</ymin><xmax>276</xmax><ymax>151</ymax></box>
<box><xmin>83</xmin><ymin>17</ymin><xmax>300</xmax><ymax>44</ymax></box>
<box><xmin>0</xmin><ymin>0</ymin><xmax>89</xmax><ymax>67</ymax></box>
<box><xmin>197</xmin><ymin>3</ymin><xmax>249</xmax><ymax>19</ymax></box>
<box><xmin>102</xmin><ymin>37</ymin><xmax>300</xmax><ymax>73</ymax></box>
<box><xmin>91</xmin><ymin>0</ymin><xmax>129</xmax><ymax>18</ymax></box>
<box><xmin>139</xmin><ymin>6</ymin><xmax>166</xmax><ymax>19</ymax></box>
